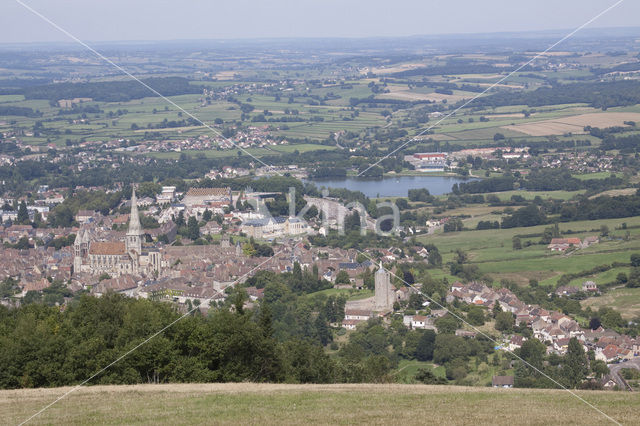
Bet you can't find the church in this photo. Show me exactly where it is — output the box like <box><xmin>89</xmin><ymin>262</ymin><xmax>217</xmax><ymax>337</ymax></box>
<box><xmin>73</xmin><ymin>188</ymin><xmax>162</xmax><ymax>277</ymax></box>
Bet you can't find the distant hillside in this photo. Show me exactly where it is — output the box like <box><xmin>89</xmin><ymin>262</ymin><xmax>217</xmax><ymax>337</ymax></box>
<box><xmin>2</xmin><ymin>383</ymin><xmax>635</xmax><ymax>425</ymax></box>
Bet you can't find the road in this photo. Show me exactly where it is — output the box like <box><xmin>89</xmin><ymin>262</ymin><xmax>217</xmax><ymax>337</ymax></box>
<box><xmin>608</xmin><ymin>358</ymin><xmax>640</xmax><ymax>391</ymax></box>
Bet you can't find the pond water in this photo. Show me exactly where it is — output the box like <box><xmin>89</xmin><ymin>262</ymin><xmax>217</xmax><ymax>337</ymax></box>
<box><xmin>305</xmin><ymin>175</ymin><xmax>477</xmax><ymax>198</ymax></box>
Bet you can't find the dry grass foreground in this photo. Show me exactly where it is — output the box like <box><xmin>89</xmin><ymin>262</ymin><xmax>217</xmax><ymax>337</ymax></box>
<box><xmin>1</xmin><ymin>383</ymin><xmax>638</xmax><ymax>425</ymax></box>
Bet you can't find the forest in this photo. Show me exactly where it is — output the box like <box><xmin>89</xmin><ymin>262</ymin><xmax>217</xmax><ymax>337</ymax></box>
<box><xmin>20</xmin><ymin>77</ymin><xmax>200</xmax><ymax>103</ymax></box>
<box><xmin>470</xmin><ymin>80</ymin><xmax>640</xmax><ymax>109</ymax></box>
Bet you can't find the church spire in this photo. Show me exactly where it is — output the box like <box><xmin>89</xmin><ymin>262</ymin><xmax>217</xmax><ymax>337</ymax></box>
<box><xmin>126</xmin><ymin>186</ymin><xmax>142</xmax><ymax>255</ymax></box>
<box><xmin>128</xmin><ymin>187</ymin><xmax>142</xmax><ymax>235</ymax></box>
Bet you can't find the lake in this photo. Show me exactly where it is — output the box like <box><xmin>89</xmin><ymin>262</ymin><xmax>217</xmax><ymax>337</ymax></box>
<box><xmin>304</xmin><ymin>175</ymin><xmax>477</xmax><ymax>198</ymax></box>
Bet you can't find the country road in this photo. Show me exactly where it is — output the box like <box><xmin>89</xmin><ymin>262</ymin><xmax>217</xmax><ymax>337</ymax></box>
<box><xmin>608</xmin><ymin>358</ymin><xmax>640</xmax><ymax>391</ymax></box>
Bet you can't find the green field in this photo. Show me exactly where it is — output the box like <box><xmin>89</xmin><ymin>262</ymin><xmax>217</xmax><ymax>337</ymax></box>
<box><xmin>2</xmin><ymin>384</ymin><xmax>635</xmax><ymax>425</ymax></box>
<box><xmin>419</xmin><ymin>216</ymin><xmax>640</xmax><ymax>286</ymax></box>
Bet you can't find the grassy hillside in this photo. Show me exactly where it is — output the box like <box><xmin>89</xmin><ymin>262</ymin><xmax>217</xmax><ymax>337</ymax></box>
<box><xmin>2</xmin><ymin>383</ymin><xmax>636</xmax><ymax>425</ymax></box>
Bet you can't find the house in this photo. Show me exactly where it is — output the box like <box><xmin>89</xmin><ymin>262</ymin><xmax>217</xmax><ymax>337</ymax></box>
<box><xmin>582</xmin><ymin>281</ymin><xmax>598</xmax><ymax>293</ymax></box>
<box><xmin>341</xmin><ymin>319</ymin><xmax>360</xmax><ymax>330</ymax></box>
<box><xmin>284</xmin><ymin>217</ymin><xmax>309</xmax><ymax>235</ymax></box>
<box><xmin>582</xmin><ymin>236</ymin><xmax>599</xmax><ymax>247</ymax></box>
<box><xmin>508</xmin><ymin>335</ymin><xmax>526</xmax><ymax>351</ymax></box>
<box><xmin>344</xmin><ymin>309</ymin><xmax>372</xmax><ymax>321</ymax></box>
<box><xmin>416</xmin><ymin>247</ymin><xmax>429</xmax><ymax>258</ymax></box>
<box><xmin>555</xmin><ymin>285</ymin><xmax>579</xmax><ymax>297</ymax></box>
<box><xmin>411</xmin><ymin>315</ymin><xmax>436</xmax><ymax>330</ymax></box>
<box><xmin>245</xmin><ymin>286</ymin><xmax>264</xmax><ymax>301</ymax></box>
<box><xmin>601</xmin><ymin>375</ymin><xmax>618</xmax><ymax>390</ymax></box>
<box><xmin>22</xmin><ymin>278</ymin><xmax>51</xmax><ymax>293</ymax></box>
<box><xmin>492</xmin><ymin>376</ymin><xmax>514</xmax><ymax>388</ymax></box>
<box><xmin>403</xmin><ymin>315</ymin><xmax>414</xmax><ymax>327</ymax></box>
<box><xmin>395</xmin><ymin>286</ymin><xmax>411</xmax><ymax>302</ymax></box>
<box><xmin>597</xmin><ymin>344</ymin><xmax>620</xmax><ymax>363</ymax></box>
<box><xmin>547</xmin><ymin>238</ymin><xmax>581</xmax><ymax>252</ymax></box>
<box><xmin>553</xmin><ymin>337</ymin><xmax>571</xmax><ymax>353</ymax></box>
<box><xmin>75</xmin><ymin>210</ymin><xmax>95</xmax><ymax>224</ymax></box>
<box><xmin>156</xmin><ymin>186</ymin><xmax>176</xmax><ymax>204</ymax></box>
<box><xmin>92</xmin><ymin>275</ymin><xmax>138</xmax><ymax>297</ymax></box>
<box><xmin>450</xmin><ymin>282</ymin><xmax>465</xmax><ymax>293</ymax></box>
<box><xmin>241</xmin><ymin>217</ymin><xmax>287</xmax><ymax>238</ymax></box>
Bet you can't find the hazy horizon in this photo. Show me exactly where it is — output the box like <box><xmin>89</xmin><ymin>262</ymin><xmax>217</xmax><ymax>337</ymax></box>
<box><xmin>2</xmin><ymin>0</ymin><xmax>637</xmax><ymax>44</ymax></box>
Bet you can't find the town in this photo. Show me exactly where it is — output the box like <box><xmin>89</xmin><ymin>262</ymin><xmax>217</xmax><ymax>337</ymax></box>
<box><xmin>4</xmin><ymin>13</ymin><xmax>640</xmax><ymax>425</ymax></box>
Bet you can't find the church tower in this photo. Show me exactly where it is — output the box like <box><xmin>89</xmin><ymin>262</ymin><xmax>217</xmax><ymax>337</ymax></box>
<box><xmin>374</xmin><ymin>262</ymin><xmax>394</xmax><ymax>311</ymax></box>
<box><xmin>73</xmin><ymin>229</ymin><xmax>83</xmax><ymax>272</ymax></box>
<box><xmin>73</xmin><ymin>228</ymin><xmax>90</xmax><ymax>274</ymax></box>
<box><xmin>126</xmin><ymin>187</ymin><xmax>142</xmax><ymax>255</ymax></box>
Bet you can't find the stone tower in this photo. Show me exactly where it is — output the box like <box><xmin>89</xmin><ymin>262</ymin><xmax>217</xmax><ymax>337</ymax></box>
<box><xmin>126</xmin><ymin>187</ymin><xmax>142</xmax><ymax>255</ymax></box>
<box><xmin>374</xmin><ymin>262</ymin><xmax>394</xmax><ymax>311</ymax></box>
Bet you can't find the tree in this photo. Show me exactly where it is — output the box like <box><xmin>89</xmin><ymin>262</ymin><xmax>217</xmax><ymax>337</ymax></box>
<box><xmin>13</xmin><ymin>236</ymin><xmax>31</xmax><ymax>250</ymax></box>
<box><xmin>174</xmin><ymin>210</ymin><xmax>185</xmax><ymax>227</ymax></box>
<box><xmin>335</xmin><ymin>270</ymin><xmax>351</xmax><ymax>285</ymax></box>
<box><xmin>591</xmin><ymin>360</ymin><xmax>609</xmax><ymax>379</ymax></box>
<box><xmin>415</xmin><ymin>330</ymin><xmax>436</xmax><ymax>361</ymax></box>
<box><xmin>518</xmin><ymin>338</ymin><xmax>547</xmax><ymax>368</ymax></box>
<box><xmin>49</xmin><ymin>205</ymin><xmax>74</xmax><ymax>227</ymax></box>
<box><xmin>467</xmin><ymin>306</ymin><xmax>485</xmax><ymax>326</ymax></box>
<box><xmin>433</xmin><ymin>334</ymin><xmax>468</xmax><ymax>364</ymax></box>
<box><xmin>627</xmin><ymin>267</ymin><xmax>640</xmax><ymax>288</ymax></box>
<box><xmin>434</xmin><ymin>315</ymin><xmax>460</xmax><ymax>334</ymax></box>
<box><xmin>17</xmin><ymin>201</ymin><xmax>29</xmax><ymax>224</ymax></box>
<box><xmin>232</xmin><ymin>289</ymin><xmax>247</xmax><ymax>314</ymax></box>
<box><xmin>512</xmin><ymin>236</ymin><xmax>522</xmax><ymax>250</ymax></box>
<box><xmin>495</xmin><ymin>312</ymin><xmax>514</xmax><ymax>333</ymax></box>
<box><xmin>589</xmin><ymin>317</ymin><xmax>601</xmax><ymax>330</ymax></box>
<box><xmin>187</xmin><ymin>216</ymin><xmax>200</xmax><ymax>240</ymax></box>
<box><xmin>492</xmin><ymin>301</ymin><xmax>503</xmax><ymax>318</ymax></box>
<box><xmin>600</xmin><ymin>225</ymin><xmax>610</xmax><ymax>237</ymax></box>
<box><xmin>616</xmin><ymin>272</ymin><xmax>628</xmax><ymax>284</ymax></box>
<box><xmin>631</xmin><ymin>253</ymin><xmax>640</xmax><ymax>267</ymax></box>
<box><xmin>564</xmin><ymin>338</ymin><xmax>587</xmax><ymax>388</ymax></box>
<box><xmin>414</xmin><ymin>368</ymin><xmax>446</xmax><ymax>384</ymax></box>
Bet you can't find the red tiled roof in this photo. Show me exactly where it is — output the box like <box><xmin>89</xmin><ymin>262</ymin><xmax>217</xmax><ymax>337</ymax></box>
<box><xmin>89</xmin><ymin>241</ymin><xmax>126</xmax><ymax>255</ymax></box>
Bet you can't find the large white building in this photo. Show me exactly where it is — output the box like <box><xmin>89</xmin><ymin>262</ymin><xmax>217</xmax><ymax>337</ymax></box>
<box><xmin>241</xmin><ymin>216</ymin><xmax>309</xmax><ymax>239</ymax></box>
<box><xmin>182</xmin><ymin>187</ymin><xmax>232</xmax><ymax>207</ymax></box>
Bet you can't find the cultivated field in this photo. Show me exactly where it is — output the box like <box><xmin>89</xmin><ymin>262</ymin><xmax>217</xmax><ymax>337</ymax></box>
<box><xmin>2</xmin><ymin>383</ymin><xmax>637</xmax><ymax>425</ymax></box>
<box><xmin>502</xmin><ymin>112</ymin><xmax>640</xmax><ymax>136</ymax></box>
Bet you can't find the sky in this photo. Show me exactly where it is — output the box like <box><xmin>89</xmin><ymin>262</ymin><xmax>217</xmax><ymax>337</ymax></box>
<box><xmin>1</xmin><ymin>0</ymin><xmax>638</xmax><ymax>44</ymax></box>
